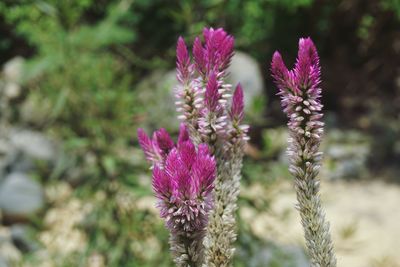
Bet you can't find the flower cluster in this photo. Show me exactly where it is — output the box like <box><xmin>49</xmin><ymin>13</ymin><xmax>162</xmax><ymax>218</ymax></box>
<box><xmin>138</xmin><ymin>124</ymin><xmax>216</xmax><ymax>267</ymax></box>
<box><xmin>175</xmin><ymin>28</ymin><xmax>248</xmax><ymax>153</ymax></box>
<box><xmin>138</xmin><ymin>27</ymin><xmax>248</xmax><ymax>267</ymax></box>
<box><xmin>271</xmin><ymin>38</ymin><xmax>337</xmax><ymax>267</ymax></box>
<box><xmin>174</xmin><ymin>28</ymin><xmax>248</xmax><ymax>267</ymax></box>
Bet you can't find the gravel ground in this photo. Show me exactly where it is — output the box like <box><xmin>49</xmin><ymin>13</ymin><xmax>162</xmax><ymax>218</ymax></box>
<box><xmin>241</xmin><ymin>179</ymin><xmax>400</xmax><ymax>267</ymax></box>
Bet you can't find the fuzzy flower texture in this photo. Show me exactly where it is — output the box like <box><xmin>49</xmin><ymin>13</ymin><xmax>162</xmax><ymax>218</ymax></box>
<box><xmin>138</xmin><ymin>125</ymin><xmax>216</xmax><ymax>266</ymax></box>
<box><xmin>138</xmin><ymin>28</ymin><xmax>248</xmax><ymax>267</ymax></box>
<box><xmin>175</xmin><ymin>28</ymin><xmax>248</xmax><ymax>267</ymax></box>
<box><xmin>271</xmin><ymin>38</ymin><xmax>337</xmax><ymax>267</ymax></box>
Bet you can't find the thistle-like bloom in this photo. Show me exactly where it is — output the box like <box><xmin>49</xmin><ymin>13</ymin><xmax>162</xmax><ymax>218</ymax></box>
<box><xmin>271</xmin><ymin>38</ymin><xmax>337</xmax><ymax>267</ymax></box>
<box><xmin>174</xmin><ymin>28</ymin><xmax>248</xmax><ymax>267</ymax></box>
<box><xmin>138</xmin><ymin>125</ymin><xmax>216</xmax><ymax>267</ymax></box>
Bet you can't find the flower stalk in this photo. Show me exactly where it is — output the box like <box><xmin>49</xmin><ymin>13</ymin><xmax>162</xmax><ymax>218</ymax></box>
<box><xmin>271</xmin><ymin>37</ymin><xmax>337</xmax><ymax>267</ymax></box>
<box><xmin>138</xmin><ymin>125</ymin><xmax>216</xmax><ymax>267</ymax></box>
<box><xmin>175</xmin><ymin>28</ymin><xmax>248</xmax><ymax>267</ymax></box>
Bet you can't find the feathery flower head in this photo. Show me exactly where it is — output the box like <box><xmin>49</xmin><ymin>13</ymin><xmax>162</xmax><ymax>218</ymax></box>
<box><xmin>154</xmin><ymin>141</ymin><xmax>216</xmax><ymax>232</ymax></box>
<box><xmin>177</xmin><ymin>123</ymin><xmax>189</xmax><ymax>145</ymax></box>
<box><xmin>294</xmin><ymin>38</ymin><xmax>320</xmax><ymax>91</ymax></box>
<box><xmin>271</xmin><ymin>51</ymin><xmax>298</xmax><ymax>95</ymax></box>
<box><xmin>176</xmin><ymin>37</ymin><xmax>192</xmax><ymax>84</ymax></box>
<box><xmin>270</xmin><ymin>38</ymin><xmax>337</xmax><ymax>267</ymax></box>
<box><xmin>138</xmin><ymin>125</ymin><xmax>216</xmax><ymax>233</ymax></box>
<box><xmin>230</xmin><ymin>83</ymin><xmax>244</xmax><ymax>123</ymax></box>
<box><xmin>271</xmin><ymin>37</ymin><xmax>323</xmax><ymax>141</ymax></box>
<box><xmin>204</xmin><ymin>72</ymin><xmax>221</xmax><ymax>112</ymax></box>
<box><xmin>138</xmin><ymin>125</ymin><xmax>186</xmax><ymax>167</ymax></box>
<box><xmin>193</xmin><ymin>28</ymin><xmax>234</xmax><ymax>77</ymax></box>
<box><xmin>137</xmin><ymin>128</ymin><xmax>163</xmax><ymax>166</ymax></box>
<box><xmin>175</xmin><ymin>27</ymin><xmax>243</xmax><ymax>153</ymax></box>
<box><xmin>154</xmin><ymin>128</ymin><xmax>174</xmax><ymax>153</ymax></box>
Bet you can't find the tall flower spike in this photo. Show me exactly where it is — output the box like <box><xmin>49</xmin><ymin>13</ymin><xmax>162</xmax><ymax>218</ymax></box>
<box><xmin>176</xmin><ymin>37</ymin><xmax>191</xmax><ymax>84</ymax></box>
<box><xmin>204</xmin><ymin>72</ymin><xmax>221</xmax><ymax>112</ymax></box>
<box><xmin>137</xmin><ymin>128</ymin><xmax>163</xmax><ymax>167</ymax></box>
<box><xmin>175</xmin><ymin>37</ymin><xmax>203</xmax><ymax>144</ymax></box>
<box><xmin>271</xmin><ymin>37</ymin><xmax>337</xmax><ymax>267</ymax></box>
<box><xmin>154</xmin><ymin>128</ymin><xmax>174</xmax><ymax>154</ymax></box>
<box><xmin>139</xmin><ymin>127</ymin><xmax>217</xmax><ymax>267</ymax></box>
<box><xmin>230</xmin><ymin>83</ymin><xmax>244</xmax><ymax>123</ymax></box>
<box><xmin>172</xmin><ymin>27</ymin><xmax>247</xmax><ymax>266</ymax></box>
<box><xmin>177</xmin><ymin>123</ymin><xmax>190</xmax><ymax>145</ymax></box>
<box><xmin>193</xmin><ymin>37</ymin><xmax>206</xmax><ymax>77</ymax></box>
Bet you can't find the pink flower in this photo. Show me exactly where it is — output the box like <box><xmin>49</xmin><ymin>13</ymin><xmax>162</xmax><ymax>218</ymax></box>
<box><xmin>270</xmin><ymin>38</ymin><xmax>337</xmax><ymax>267</ymax></box>
<box><xmin>230</xmin><ymin>83</ymin><xmax>244</xmax><ymax>123</ymax></box>
<box><xmin>176</xmin><ymin>37</ymin><xmax>192</xmax><ymax>84</ymax></box>
<box><xmin>271</xmin><ymin>37</ymin><xmax>323</xmax><ymax>141</ymax></box>
<box><xmin>138</xmin><ymin>124</ymin><xmax>216</xmax><ymax>233</ymax></box>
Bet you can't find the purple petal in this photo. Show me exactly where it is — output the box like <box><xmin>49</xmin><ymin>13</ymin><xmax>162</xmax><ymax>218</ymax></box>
<box><xmin>192</xmin><ymin>144</ymin><xmax>216</xmax><ymax>195</ymax></box>
<box><xmin>294</xmin><ymin>37</ymin><xmax>320</xmax><ymax>89</ymax></box>
<box><xmin>177</xmin><ymin>140</ymin><xmax>196</xmax><ymax>169</ymax></box>
<box><xmin>154</xmin><ymin>128</ymin><xmax>174</xmax><ymax>153</ymax></box>
<box><xmin>204</xmin><ymin>72</ymin><xmax>220</xmax><ymax>111</ymax></box>
<box><xmin>193</xmin><ymin>37</ymin><xmax>205</xmax><ymax>75</ymax></box>
<box><xmin>137</xmin><ymin>128</ymin><xmax>157</xmax><ymax>162</ymax></box>
<box><xmin>177</xmin><ymin>123</ymin><xmax>190</xmax><ymax>145</ymax></box>
<box><xmin>152</xmin><ymin>165</ymin><xmax>171</xmax><ymax>200</ymax></box>
<box><xmin>230</xmin><ymin>83</ymin><xmax>244</xmax><ymax>123</ymax></box>
<box><xmin>176</xmin><ymin>37</ymin><xmax>191</xmax><ymax>83</ymax></box>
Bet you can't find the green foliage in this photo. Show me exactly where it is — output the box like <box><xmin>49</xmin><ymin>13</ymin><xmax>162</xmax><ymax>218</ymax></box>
<box><xmin>381</xmin><ymin>0</ymin><xmax>400</xmax><ymax>18</ymax></box>
<box><xmin>0</xmin><ymin>1</ymin><xmax>138</xmax><ymax>178</ymax></box>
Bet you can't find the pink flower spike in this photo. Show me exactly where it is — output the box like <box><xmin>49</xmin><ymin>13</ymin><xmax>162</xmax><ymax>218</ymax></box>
<box><xmin>192</xmin><ymin>144</ymin><xmax>216</xmax><ymax>195</ymax></box>
<box><xmin>230</xmin><ymin>83</ymin><xmax>244</xmax><ymax>123</ymax></box>
<box><xmin>176</xmin><ymin>37</ymin><xmax>191</xmax><ymax>83</ymax></box>
<box><xmin>177</xmin><ymin>123</ymin><xmax>189</xmax><ymax>145</ymax></box>
<box><xmin>204</xmin><ymin>72</ymin><xmax>220</xmax><ymax>112</ymax></box>
<box><xmin>177</xmin><ymin>141</ymin><xmax>196</xmax><ymax>169</ymax></box>
<box><xmin>152</xmin><ymin>165</ymin><xmax>171</xmax><ymax>200</ymax></box>
<box><xmin>137</xmin><ymin>128</ymin><xmax>157</xmax><ymax>162</ymax></box>
<box><xmin>271</xmin><ymin>51</ymin><xmax>291</xmax><ymax>90</ymax></box>
<box><xmin>294</xmin><ymin>37</ymin><xmax>320</xmax><ymax>89</ymax></box>
<box><xmin>193</xmin><ymin>37</ymin><xmax>205</xmax><ymax>75</ymax></box>
<box><xmin>219</xmin><ymin>35</ymin><xmax>235</xmax><ymax>71</ymax></box>
<box><xmin>154</xmin><ymin>128</ymin><xmax>174</xmax><ymax>153</ymax></box>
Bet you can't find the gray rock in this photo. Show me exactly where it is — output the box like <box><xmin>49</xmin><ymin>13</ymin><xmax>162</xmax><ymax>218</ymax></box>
<box><xmin>11</xmin><ymin>224</ymin><xmax>38</xmax><ymax>252</ymax></box>
<box><xmin>0</xmin><ymin>173</ymin><xmax>44</xmax><ymax>219</ymax></box>
<box><xmin>0</xmin><ymin>139</ymin><xmax>18</xmax><ymax>181</ymax></box>
<box><xmin>228</xmin><ymin>51</ymin><xmax>265</xmax><ymax>111</ymax></box>
<box><xmin>9</xmin><ymin>129</ymin><xmax>58</xmax><ymax>162</ymax></box>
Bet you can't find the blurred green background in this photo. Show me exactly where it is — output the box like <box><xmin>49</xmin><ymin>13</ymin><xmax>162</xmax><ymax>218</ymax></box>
<box><xmin>0</xmin><ymin>0</ymin><xmax>399</xmax><ymax>266</ymax></box>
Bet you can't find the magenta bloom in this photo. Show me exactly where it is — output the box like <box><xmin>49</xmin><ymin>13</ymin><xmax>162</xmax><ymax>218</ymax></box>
<box><xmin>193</xmin><ymin>28</ymin><xmax>234</xmax><ymax>77</ymax></box>
<box><xmin>139</xmin><ymin>27</ymin><xmax>248</xmax><ymax>266</ymax></box>
<box><xmin>154</xmin><ymin>142</ymin><xmax>216</xmax><ymax>232</ymax></box>
<box><xmin>271</xmin><ymin>38</ymin><xmax>337</xmax><ymax>267</ymax></box>
<box><xmin>137</xmin><ymin>127</ymin><xmax>179</xmax><ymax>167</ymax></box>
<box><xmin>230</xmin><ymin>83</ymin><xmax>245</xmax><ymax>124</ymax></box>
<box><xmin>138</xmin><ymin>124</ymin><xmax>217</xmax><ymax>266</ymax></box>
<box><xmin>174</xmin><ymin>28</ymin><xmax>248</xmax><ymax>266</ymax></box>
<box><xmin>271</xmin><ymin>37</ymin><xmax>323</xmax><ymax>141</ymax></box>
